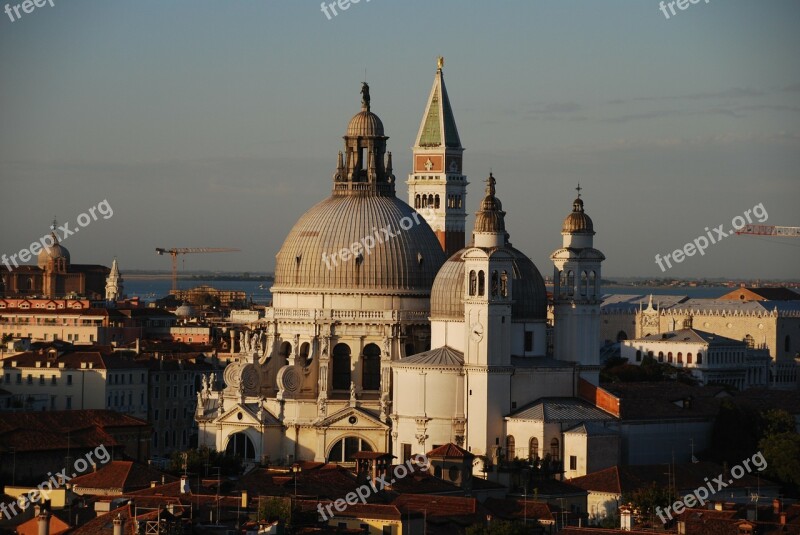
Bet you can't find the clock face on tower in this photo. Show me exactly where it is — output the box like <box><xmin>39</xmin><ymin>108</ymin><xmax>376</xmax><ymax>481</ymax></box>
<box><xmin>470</xmin><ymin>321</ymin><xmax>484</xmax><ymax>342</ymax></box>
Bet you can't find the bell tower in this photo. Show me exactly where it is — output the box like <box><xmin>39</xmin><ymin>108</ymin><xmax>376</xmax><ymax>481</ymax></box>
<box><xmin>407</xmin><ymin>57</ymin><xmax>468</xmax><ymax>257</ymax></box>
<box><xmin>462</xmin><ymin>174</ymin><xmax>514</xmax><ymax>461</ymax></box>
<box><xmin>550</xmin><ymin>186</ymin><xmax>606</xmax><ymax>378</ymax></box>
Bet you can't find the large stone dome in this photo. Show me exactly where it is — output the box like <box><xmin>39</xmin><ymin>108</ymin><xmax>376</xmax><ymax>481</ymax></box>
<box><xmin>272</xmin><ymin>195</ymin><xmax>446</xmax><ymax>294</ymax></box>
<box><xmin>430</xmin><ymin>246</ymin><xmax>548</xmax><ymax>321</ymax></box>
<box><xmin>37</xmin><ymin>232</ymin><xmax>70</xmax><ymax>269</ymax></box>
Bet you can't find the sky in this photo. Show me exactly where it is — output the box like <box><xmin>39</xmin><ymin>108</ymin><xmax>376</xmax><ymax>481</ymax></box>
<box><xmin>1</xmin><ymin>0</ymin><xmax>799</xmax><ymax>279</ymax></box>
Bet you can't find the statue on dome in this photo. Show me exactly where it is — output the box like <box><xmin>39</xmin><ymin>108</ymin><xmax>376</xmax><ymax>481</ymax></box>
<box><xmin>361</xmin><ymin>82</ymin><xmax>371</xmax><ymax>111</ymax></box>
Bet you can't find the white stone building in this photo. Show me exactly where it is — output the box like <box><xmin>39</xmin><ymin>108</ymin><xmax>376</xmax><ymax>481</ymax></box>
<box><xmin>621</xmin><ymin>325</ymin><xmax>771</xmax><ymax>390</ymax></box>
<box><xmin>196</xmin><ymin>62</ymin><xmax>610</xmax><ymax>473</ymax></box>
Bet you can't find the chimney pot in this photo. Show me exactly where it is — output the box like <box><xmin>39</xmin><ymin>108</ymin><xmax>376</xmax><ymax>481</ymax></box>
<box><xmin>37</xmin><ymin>509</ymin><xmax>50</xmax><ymax>535</ymax></box>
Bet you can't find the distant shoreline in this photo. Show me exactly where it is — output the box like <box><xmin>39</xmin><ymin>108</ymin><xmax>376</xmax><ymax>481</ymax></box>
<box><xmin>124</xmin><ymin>274</ymin><xmax>274</xmax><ymax>281</ymax></box>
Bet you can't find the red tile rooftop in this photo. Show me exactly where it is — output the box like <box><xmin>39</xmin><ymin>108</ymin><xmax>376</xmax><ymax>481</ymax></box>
<box><xmin>70</xmin><ymin>461</ymin><xmax>177</xmax><ymax>494</ymax></box>
<box><xmin>426</xmin><ymin>442</ymin><xmax>473</xmax><ymax>458</ymax></box>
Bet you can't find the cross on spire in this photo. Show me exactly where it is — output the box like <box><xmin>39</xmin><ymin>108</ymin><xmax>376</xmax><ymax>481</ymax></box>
<box><xmin>576</xmin><ymin>183</ymin><xmax>582</xmax><ymax>198</ymax></box>
<box><xmin>51</xmin><ymin>217</ymin><xmax>58</xmax><ymax>231</ymax></box>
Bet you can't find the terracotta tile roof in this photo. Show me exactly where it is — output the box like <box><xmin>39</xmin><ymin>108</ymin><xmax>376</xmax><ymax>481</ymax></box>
<box><xmin>483</xmin><ymin>498</ymin><xmax>555</xmax><ymax>522</ymax></box>
<box><xmin>426</xmin><ymin>443</ymin><xmax>473</xmax><ymax>458</ymax></box>
<box><xmin>0</xmin><ymin>410</ymin><xmax>148</xmax><ymax>453</ymax></box>
<box><xmin>237</xmin><ymin>465</ymin><xmax>362</xmax><ymax>501</ymax></box>
<box><xmin>297</xmin><ymin>500</ymin><xmax>403</xmax><ymax>521</ymax></box>
<box><xmin>392</xmin><ymin>494</ymin><xmax>478</xmax><ymax>517</ymax></box>
<box><xmin>384</xmin><ymin>466</ymin><xmax>462</xmax><ymax>494</ymax></box>
<box><xmin>568</xmin><ymin>462</ymin><xmax>780</xmax><ymax>496</ymax></box>
<box><xmin>601</xmin><ymin>382</ymin><xmax>727</xmax><ymax>420</ymax></box>
<box><xmin>70</xmin><ymin>461</ymin><xmax>177</xmax><ymax>493</ymax></box>
<box><xmin>16</xmin><ymin>513</ymin><xmax>70</xmax><ymax>535</ymax></box>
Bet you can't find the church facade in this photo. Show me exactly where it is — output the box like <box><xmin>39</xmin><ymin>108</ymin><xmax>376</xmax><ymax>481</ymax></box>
<box><xmin>196</xmin><ymin>61</ymin><xmax>607</xmax><ymax>474</ymax></box>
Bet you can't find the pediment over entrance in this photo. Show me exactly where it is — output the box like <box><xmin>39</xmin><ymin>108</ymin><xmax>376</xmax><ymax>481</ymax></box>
<box><xmin>314</xmin><ymin>406</ymin><xmax>387</xmax><ymax>430</ymax></box>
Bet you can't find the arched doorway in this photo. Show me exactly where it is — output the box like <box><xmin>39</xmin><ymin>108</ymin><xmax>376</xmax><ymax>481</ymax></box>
<box><xmin>226</xmin><ymin>432</ymin><xmax>256</xmax><ymax>460</ymax></box>
<box><xmin>327</xmin><ymin>436</ymin><xmax>373</xmax><ymax>463</ymax></box>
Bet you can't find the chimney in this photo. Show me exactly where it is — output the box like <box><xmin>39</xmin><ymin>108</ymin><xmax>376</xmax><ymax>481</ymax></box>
<box><xmin>714</xmin><ymin>502</ymin><xmax>723</xmax><ymax>511</ymax></box>
<box><xmin>180</xmin><ymin>476</ymin><xmax>190</xmax><ymax>494</ymax></box>
<box><xmin>161</xmin><ymin>475</ymin><xmax>165</xmax><ymax>485</ymax></box>
<box><xmin>780</xmin><ymin>512</ymin><xmax>787</xmax><ymax>526</ymax></box>
<box><xmin>620</xmin><ymin>506</ymin><xmax>633</xmax><ymax>531</ymax></box>
<box><xmin>773</xmin><ymin>498</ymin><xmax>781</xmax><ymax>515</ymax></box>
<box><xmin>112</xmin><ymin>513</ymin><xmax>124</xmax><ymax>535</ymax></box>
<box><xmin>150</xmin><ymin>481</ymin><xmax>157</xmax><ymax>488</ymax></box>
<box><xmin>37</xmin><ymin>510</ymin><xmax>50</xmax><ymax>535</ymax></box>
<box><xmin>241</xmin><ymin>490</ymin><xmax>248</xmax><ymax>509</ymax></box>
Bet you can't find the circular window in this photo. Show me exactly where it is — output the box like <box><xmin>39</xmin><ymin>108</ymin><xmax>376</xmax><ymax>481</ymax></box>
<box><xmin>348</xmin><ymin>416</ymin><xmax>358</xmax><ymax>425</ymax></box>
<box><xmin>726</xmin><ymin>323</ymin><xmax>732</xmax><ymax>328</ymax></box>
<box><xmin>237</xmin><ymin>412</ymin><xmax>243</xmax><ymax>420</ymax></box>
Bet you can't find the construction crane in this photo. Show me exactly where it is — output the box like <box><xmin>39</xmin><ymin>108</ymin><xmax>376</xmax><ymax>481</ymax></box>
<box><xmin>735</xmin><ymin>225</ymin><xmax>800</xmax><ymax>237</ymax></box>
<box><xmin>155</xmin><ymin>247</ymin><xmax>240</xmax><ymax>293</ymax></box>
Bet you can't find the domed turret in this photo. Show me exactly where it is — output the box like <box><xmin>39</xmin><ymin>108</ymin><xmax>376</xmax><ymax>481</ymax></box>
<box><xmin>562</xmin><ymin>191</ymin><xmax>594</xmax><ymax>235</ymax></box>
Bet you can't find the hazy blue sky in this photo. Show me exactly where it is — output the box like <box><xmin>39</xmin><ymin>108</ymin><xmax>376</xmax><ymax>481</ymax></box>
<box><xmin>1</xmin><ymin>0</ymin><xmax>799</xmax><ymax>279</ymax></box>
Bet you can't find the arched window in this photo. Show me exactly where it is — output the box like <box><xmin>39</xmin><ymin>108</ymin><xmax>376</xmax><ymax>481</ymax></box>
<box><xmin>434</xmin><ymin>195</ymin><xmax>440</xmax><ymax>209</ymax></box>
<box><xmin>550</xmin><ymin>438</ymin><xmax>560</xmax><ymax>461</ymax></box>
<box><xmin>422</xmin><ymin>195</ymin><xmax>427</xmax><ymax>208</ymax></box>
<box><xmin>478</xmin><ymin>271</ymin><xmax>485</xmax><ymax>296</ymax></box>
<box><xmin>529</xmin><ymin>437</ymin><xmax>539</xmax><ymax>460</ymax></box>
<box><xmin>491</xmin><ymin>271</ymin><xmax>499</xmax><ymax>297</ymax></box>
<box><xmin>581</xmin><ymin>271</ymin><xmax>588</xmax><ymax>296</ymax></box>
<box><xmin>590</xmin><ymin>271</ymin><xmax>597</xmax><ymax>296</ymax></box>
<box><xmin>327</xmin><ymin>436</ymin><xmax>373</xmax><ymax>463</ymax></box>
<box><xmin>567</xmin><ymin>271</ymin><xmax>574</xmax><ymax>296</ymax></box>
<box><xmin>687</xmin><ymin>352</ymin><xmax>693</xmax><ymax>364</ymax></box>
<box><xmin>428</xmin><ymin>194</ymin><xmax>434</xmax><ymax>207</ymax></box>
<box><xmin>279</xmin><ymin>341</ymin><xmax>292</xmax><ymax>363</ymax></box>
<box><xmin>299</xmin><ymin>342</ymin><xmax>311</xmax><ymax>365</ymax></box>
<box><xmin>469</xmin><ymin>270</ymin><xmax>477</xmax><ymax>296</ymax></box>
<box><xmin>500</xmin><ymin>271</ymin><xmax>508</xmax><ymax>298</ymax></box>
<box><xmin>668</xmin><ymin>352</ymin><xmax>673</xmax><ymax>363</ymax></box>
<box><xmin>677</xmin><ymin>352</ymin><xmax>683</xmax><ymax>363</ymax></box>
<box><xmin>559</xmin><ymin>271</ymin><xmax>567</xmax><ymax>296</ymax></box>
<box><xmin>658</xmin><ymin>352</ymin><xmax>664</xmax><ymax>362</ymax></box>
<box><xmin>415</xmin><ymin>194</ymin><xmax>420</xmax><ymax>208</ymax></box>
<box><xmin>636</xmin><ymin>350</ymin><xmax>642</xmax><ymax>362</ymax></box>
<box><xmin>26</xmin><ymin>278</ymin><xmax>34</xmax><ymax>290</ymax></box>
<box><xmin>505</xmin><ymin>436</ymin><xmax>516</xmax><ymax>461</ymax></box>
<box><xmin>361</xmin><ymin>343</ymin><xmax>381</xmax><ymax>391</ymax></box>
<box><xmin>617</xmin><ymin>331</ymin><xmax>628</xmax><ymax>342</ymax></box>
<box><xmin>458</xmin><ymin>195</ymin><xmax>462</xmax><ymax>208</ymax></box>
<box><xmin>332</xmin><ymin>344</ymin><xmax>351</xmax><ymax>391</ymax></box>
<box><xmin>697</xmin><ymin>352</ymin><xmax>703</xmax><ymax>364</ymax></box>
<box><xmin>744</xmin><ymin>334</ymin><xmax>754</xmax><ymax>349</ymax></box>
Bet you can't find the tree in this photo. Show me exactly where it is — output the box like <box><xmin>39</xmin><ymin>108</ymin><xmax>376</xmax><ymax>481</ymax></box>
<box><xmin>622</xmin><ymin>484</ymin><xmax>672</xmax><ymax>521</ymax></box>
<box><xmin>758</xmin><ymin>409</ymin><xmax>800</xmax><ymax>491</ymax></box>
<box><xmin>258</xmin><ymin>496</ymin><xmax>291</xmax><ymax>524</ymax></box>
